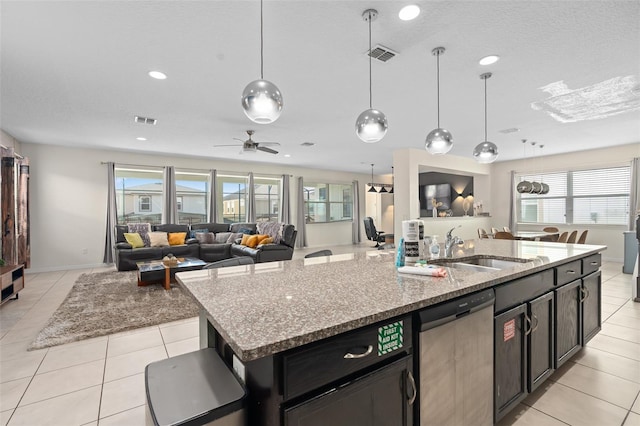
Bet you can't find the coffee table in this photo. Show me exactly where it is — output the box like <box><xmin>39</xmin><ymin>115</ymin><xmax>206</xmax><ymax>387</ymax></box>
<box><xmin>136</xmin><ymin>257</ymin><xmax>207</xmax><ymax>290</ymax></box>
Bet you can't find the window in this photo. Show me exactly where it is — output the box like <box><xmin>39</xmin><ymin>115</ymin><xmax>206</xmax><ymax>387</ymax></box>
<box><xmin>304</xmin><ymin>182</ymin><xmax>353</xmax><ymax>223</ymax></box>
<box><xmin>254</xmin><ymin>176</ymin><xmax>281</xmax><ymax>222</ymax></box>
<box><xmin>115</xmin><ymin>167</ymin><xmax>163</xmax><ymax>225</ymax></box>
<box><xmin>516</xmin><ymin>166</ymin><xmax>631</xmax><ymax>225</ymax></box>
<box><xmin>175</xmin><ymin>170</ymin><xmax>209</xmax><ymax>225</ymax></box>
<box><xmin>217</xmin><ymin>174</ymin><xmax>249</xmax><ymax>223</ymax></box>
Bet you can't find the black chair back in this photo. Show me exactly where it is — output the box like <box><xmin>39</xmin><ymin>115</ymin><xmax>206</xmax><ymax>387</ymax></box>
<box><xmin>363</xmin><ymin>217</ymin><xmax>376</xmax><ymax>241</ymax></box>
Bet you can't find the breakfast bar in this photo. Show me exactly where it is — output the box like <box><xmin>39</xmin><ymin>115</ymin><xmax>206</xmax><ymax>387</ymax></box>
<box><xmin>176</xmin><ymin>239</ymin><xmax>606</xmax><ymax>425</ymax></box>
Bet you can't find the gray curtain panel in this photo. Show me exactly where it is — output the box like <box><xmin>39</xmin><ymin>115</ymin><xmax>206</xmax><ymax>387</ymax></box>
<box><xmin>296</xmin><ymin>176</ymin><xmax>307</xmax><ymax>248</ymax></box>
<box><xmin>209</xmin><ymin>169</ymin><xmax>218</xmax><ymax>223</ymax></box>
<box><xmin>248</xmin><ymin>172</ymin><xmax>256</xmax><ymax>222</ymax></box>
<box><xmin>352</xmin><ymin>180</ymin><xmax>361</xmax><ymax>244</ymax></box>
<box><xmin>630</xmin><ymin>157</ymin><xmax>640</xmax><ymax>230</ymax></box>
<box><xmin>509</xmin><ymin>171</ymin><xmax>516</xmax><ymax>232</ymax></box>
<box><xmin>103</xmin><ymin>162</ymin><xmax>117</xmax><ymax>264</ymax></box>
<box><xmin>280</xmin><ymin>174</ymin><xmax>291</xmax><ymax>224</ymax></box>
<box><xmin>163</xmin><ymin>166</ymin><xmax>177</xmax><ymax>224</ymax></box>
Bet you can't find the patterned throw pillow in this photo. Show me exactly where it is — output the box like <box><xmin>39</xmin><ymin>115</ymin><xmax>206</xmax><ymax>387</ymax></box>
<box><xmin>123</xmin><ymin>233</ymin><xmax>145</xmax><ymax>248</ymax></box>
<box><xmin>168</xmin><ymin>232</ymin><xmax>187</xmax><ymax>246</ymax></box>
<box><xmin>127</xmin><ymin>223</ymin><xmax>151</xmax><ymax>247</ymax></box>
<box><xmin>148</xmin><ymin>232</ymin><xmax>169</xmax><ymax>247</ymax></box>
<box><xmin>195</xmin><ymin>232</ymin><xmax>215</xmax><ymax>244</ymax></box>
<box><xmin>226</xmin><ymin>232</ymin><xmax>242</xmax><ymax>244</ymax></box>
<box><xmin>256</xmin><ymin>222</ymin><xmax>284</xmax><ymax>244</ymax></box>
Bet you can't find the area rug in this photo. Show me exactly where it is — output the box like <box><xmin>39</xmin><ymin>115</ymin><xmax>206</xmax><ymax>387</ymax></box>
<box><xmin>28</xmin><ymin>271</ymin><xmax>200</xmax><ymax>350</ymax></box>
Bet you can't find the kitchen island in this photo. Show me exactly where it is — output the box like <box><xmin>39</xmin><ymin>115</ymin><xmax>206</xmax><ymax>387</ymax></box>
<box><xmin>176</xmin><ymin>239</ymin><xmax>606</xmax><ymax>425</ymax></box>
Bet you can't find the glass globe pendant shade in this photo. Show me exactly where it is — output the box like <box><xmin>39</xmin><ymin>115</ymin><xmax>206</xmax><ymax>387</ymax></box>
<box><xmin>356</xmin><ymin>108</ymin><xmax>388</xmax><ymax>143</ymax></box>
<box><xmin>540</xmin><ymin>183</ymin><xmax>550</xmax><ymax>194</ymax></box>
<box><xmin>516</xmin><ymin>180</ymin><xmax>532</xmax><ymax>193</ymax></box>
<box><xmin>473</xmin><ymin>141</ymin><xmax>498</xmax><ymax>163</ymax></box>
<box><xmin>425</xmin><ymin>128</ymin><xmax>453</xmax><ymax>154</ymax></box>
<box><xmin>241</xmin><ymin>79</ymin><xmax>283</xmax><ymax>124</ymax></box>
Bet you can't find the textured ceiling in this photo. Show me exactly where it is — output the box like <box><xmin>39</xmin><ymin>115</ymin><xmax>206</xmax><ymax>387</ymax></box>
<box><xmin>1</xmin><ymin>1</ymin><xmax>639</xmax><ymax>174</ymax></box>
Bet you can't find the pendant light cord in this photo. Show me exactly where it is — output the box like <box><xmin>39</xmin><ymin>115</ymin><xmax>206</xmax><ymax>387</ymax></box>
<box><xmin>368</xmin><ymin>12</ymin><xmax>372</xmax><ymax>109</ymax></box>
<box><xmin>260</xmin><ymin>0</ymin><xmax>264</xmax><ymax>79</ymax></box>
<box><xmin>371</xmin><ymin>164</ymin><xmax>374</xmax><ymax>186</ymax></box>
<box><xmin>436</xmin><ymin>52</ymin><xmax>440</xmax><ymax>127</ymax></box>
<box><xmin>484</xmin><ymin>77</ymin><xmax>488</xmax><ymax>141</ymax></box>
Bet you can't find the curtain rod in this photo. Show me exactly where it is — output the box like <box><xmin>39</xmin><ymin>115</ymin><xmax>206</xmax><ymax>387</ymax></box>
<box><xmin>101</xmin><ymin>161</ymin><xmax>293</xmax><ymax>177</ymax></box>
<box><xmin>0</xmin><ymin>144</ymin><xmax>24</xmax><ymax>159</ymax></box>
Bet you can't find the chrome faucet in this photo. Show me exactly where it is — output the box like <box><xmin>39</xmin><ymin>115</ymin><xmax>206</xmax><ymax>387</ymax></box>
<box><xmin>445</xmin><ymin>226</ymin><xmax>464</xmax><ymax>258</ymax></box>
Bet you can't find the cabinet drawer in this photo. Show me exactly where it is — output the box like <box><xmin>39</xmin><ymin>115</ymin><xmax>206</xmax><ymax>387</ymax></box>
<box><xmin>555</xmin><ymin>260</ymin><xmax>582</xmax><ymax>286</ymax></box>
<box><xmin>582</xmin><ymin>254</ymin><xmax>601</xmax><ymax>276</ymax></box>
<box><xmin>494</xmin><ymin>270</ymin><xmax>554</xmax><ymax>313</ymax></box>
<box><xmin>282</xmin><ymin>316</ymin><xmax>412</xmax><ymax>400</ymax></box>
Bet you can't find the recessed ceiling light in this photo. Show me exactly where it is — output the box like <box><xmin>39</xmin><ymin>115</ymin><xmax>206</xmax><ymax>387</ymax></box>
<box><xmin>136</xmin><ymin>137</ymin><xmax>147</xmax><ymax>141</ymax></box>
<box><xmin>399</xmin><ymin>5</ymin><xmax>420</xmax><ymax>21</ymax></box>
<box><xmin>148</xmin><ymin>71</ymin><xmax>167</xmax><ymax>80</ymax></box>
<box><xmin>284</xmin><ymin>154</ymin><xmax>291</xmax><ymax>158</ymax></box>
<box><xmin>479</xmin><ymin>55</ymin><xmax>500</xmax><ymax>66</ymax></box>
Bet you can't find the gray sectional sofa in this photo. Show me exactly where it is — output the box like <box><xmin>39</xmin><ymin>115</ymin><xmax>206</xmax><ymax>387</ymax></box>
<box><xmin>114</xmin><ymin>222</ymin><xmax>297</xmax><ymax>271</ymax></box>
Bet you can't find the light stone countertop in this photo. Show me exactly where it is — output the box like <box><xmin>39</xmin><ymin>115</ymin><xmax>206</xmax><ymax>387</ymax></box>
<box><xmin>176</xmin><ymin>239</ymin><xmax>606</xmax><ymax>362</ymax></box>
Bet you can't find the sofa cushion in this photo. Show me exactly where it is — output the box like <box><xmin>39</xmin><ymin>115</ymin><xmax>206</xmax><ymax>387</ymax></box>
<box><xmin>154</xmin><ymin>224</ymin><xmax>190</xmax><ymax>234</ymax></box>
<box><xmin>229</xmin><ymin>223</ymin><xmax>257</xmax><ymax>234</ymax></box>
<box><xmin>215</xmin><ymin>232</ymin><xmax>233</xmax><ymax>243</ymax></box>
<box><xmin>195</xmin><ymin>232</ymin><xmax>215</xmax><ymax>244</ymax></box>
<box><xmin>257</xmin><ymin>222</ymin><xmax>284</xmax><ymax>244</ymax></box>
<box><xmin>226</xmin><ymin>232</ymin><xmax>243</xmax><ymax>243</ymax></box>
<box><xmin>127</xmin><ymin>223</ymin><xmax>151</xmax><ymax>246</ymax></box>
<box><xmin>148</xmin><ymin>232</ymin><xmax>170</xmax><ymax>247</ymax></box>
<box><xmin>168</xmin><ymin>232</ymin><xmax>187</xmax><ymax>245</ymax></box>
<box><xmin>124</xmin><ymin>232</ymin><xmax>145</xmax><ymax>248</ymax></box>
<box><xmin>191</xmin><ymin>223</ymin><xmax>231</xmax><ymax>234</ymax></box>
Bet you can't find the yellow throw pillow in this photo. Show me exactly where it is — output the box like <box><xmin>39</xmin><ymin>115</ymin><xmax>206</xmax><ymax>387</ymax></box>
<box><xmin>256</xmin><ymin>234</ymin><xmax>270</xmax><ymax>244</ymax></box>
<box><xmin>260</xmin><ymin>237</ymin><xmax>274</xmax><ymax>245</ymax></box>
<box><xmin>240</xmin><ymin>234</ymin><xmax>252</xmax><ymax>246</ymax></box>
<box><xmin>168</xmin><ymin>232</ymin><xmax>187</xmax><ymax>246</ymax></box>
<box><xmin>123</xmin><ymin>232</ymin><xmax>145</xmax><ymax>248</ymax></box>
<box><xmin>245</xmin><ymin>235</ymin><xmax>260</xmax><ymax>248</ymax></box>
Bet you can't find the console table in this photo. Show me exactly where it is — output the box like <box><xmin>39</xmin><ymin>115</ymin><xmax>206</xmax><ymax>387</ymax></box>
<box><xmin>1</xmin><ymin>264</ymin><xmax>25</xmax><ymax>305</ymax></box>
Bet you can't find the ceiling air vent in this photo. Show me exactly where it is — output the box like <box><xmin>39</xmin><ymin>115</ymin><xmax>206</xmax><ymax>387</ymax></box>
<box><xmin>367</xmin><ymin>45</ymin><xmax>398</xmax><ymax>62</ymax></box>
<box><xmin>300</xmin><ymin>142</ymin><xmax>315</xmax><ymax>147</ymax></box>
<box><xmin>134</xmin><ymin>116</ymin><xmax>157</xmax><ymax>125</ymax></box>
<box><xmin>499</xmin><ymin>128</ymin><xmax>520</xmax><ymax>134</ymax></box>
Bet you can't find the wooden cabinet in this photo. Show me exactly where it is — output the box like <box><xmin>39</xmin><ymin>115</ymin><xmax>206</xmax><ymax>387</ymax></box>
<box><xmin>1</xmin><ymin>264</ymin><xmax>24</xmax><ymax>305</ymax></box>
<box><xmin>582</xmin><ymin>271</ymin><xmax>601</xmax><ymax>345</ymax></box>
<box><xmin>528</xmin><ymin>292</ymin><xmax>554</xmax><ymax>393</ymax></box>
<box><xmin>554</xmin><ymin>279</ymin><xmax>582</xmax><ymax>368</ymax></box>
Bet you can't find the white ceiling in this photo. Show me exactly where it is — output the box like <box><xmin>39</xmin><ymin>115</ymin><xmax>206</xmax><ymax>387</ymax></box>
<box><xmin>1</xmin><ymin>1</ymin><xmax>639</xmax><ymax>175</ymax></box>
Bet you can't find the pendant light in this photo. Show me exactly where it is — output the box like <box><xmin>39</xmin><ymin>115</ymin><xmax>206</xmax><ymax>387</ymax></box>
<box><xmin>425</xmin><ymin>47</ymin><xmax>453</xmax><ymax>155</ymax></box>
<box><xmin>516</xmin><ymin>139</ymin><xmax>532</xmax><ymax>193</ymax></box>
<box><xmin>473</xmin><ymin>72</ymin><xmax>499</xmax><ymax>163</ymax></box>
<box><xmin>368</xmin><ymin>164</ymin><xmax>378</xmax><ymax>193</ymax></box>
<box><xmin>539</xmin><ymin>145</ymin><xmax>550</xmax><ymax>194</ymax></box>
<box><xmin>356</xmin><ymin>9</ymin><xmax>388</xmax><ymax>143</ymax></box>
<box><xmin>389</xmin><ymin>166</ymin><xmax>394</xmax><ymax>194</ymax></box>
<box><xmin>241</xmin><ymin>0</ymin><xmax>283</xmax><ymax>124</ymax></box>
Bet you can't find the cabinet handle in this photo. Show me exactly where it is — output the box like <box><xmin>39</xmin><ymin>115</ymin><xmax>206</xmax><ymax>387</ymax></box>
<box><xmin>566</xmin><ymin>270</ymin><xmax>576</xmax><ymax>274</ymax></box>
<box><xmin>524</xmin><ymin>314</ymin><xmax>533</xmax><ymax>336</ymax></box>
<box><xmin>343</xmin><ymin>345</ymin><xmax>373</xmax><ymax>359</ymax></box>
<box><xmin>531</xmin><ymin>313</ymin><xmax>539</xmax><ymax>333</ymax></box>
<box><xmin>590</xmin><ymin>261</ymin><xmax>598</xmax><ymax>265</ymax></box>
<box><xmin>407</xmin><ymin>371</ymin><xmax>417</xmax><ymax>406</ymax></box>
<box><xmin>580</xmin><ymin>287</ymin><xmax>588</xmax><ymax>302</ymax></box>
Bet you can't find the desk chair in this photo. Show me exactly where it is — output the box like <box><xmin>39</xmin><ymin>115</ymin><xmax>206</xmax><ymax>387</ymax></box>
<box><xmin>577</xmin><ymin>230</ymin><xmax>588</xmax><ymax>244</ymax></box>
<box><xmin>493</xmin><ymin>231</ymin><xmax>515</xmax><ymax>240</ymax></box>
<box><xmin>557</xmin><ymin>232</ymin><xmax>569</xmax><ymax>243</ymax></box>
<box><xmin>304</xmin><ymin>250</ymin><xmax>333</xmax><ymax>258</ymax></box>
<box><xmin>363</xmin><ymin>217</ymin><xmax>386</xmax><ymax>249</ymax></box>
<box><xmin>567</xmin><ymin>230</ymin><xmax>578</xmax><ymax>244</ymax></box>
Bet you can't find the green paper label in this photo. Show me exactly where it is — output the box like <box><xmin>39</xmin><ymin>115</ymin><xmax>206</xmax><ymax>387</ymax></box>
<box><xmin>377</xmin><ymin>320</ymin><xmax>403</xmax><ymax>356</ymax></box>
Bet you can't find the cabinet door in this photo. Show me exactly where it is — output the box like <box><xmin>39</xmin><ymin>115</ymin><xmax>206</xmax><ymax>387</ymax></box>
<box><xmin>555</xmin><ymin>280</ymin><xmax>582</xmax><ymax>368</ymax></box>
<box><xmin>494</xmin><ymin>304</ymin><xmax>528</xmax><ymax>423</ymax></box>
<box><xmin>582</xmin><ymin>271</ymin><xmax>601</xmax><ymax>345</ymax></box>
<box><xmin>284</xmin><ymin>356</ymin><xmax>414</xmax><ymax>426</ymax></box>
<box><xmin>528</xmin><ymin>292</ymin><xmax>554</xmax><ymax>393</ymax></box>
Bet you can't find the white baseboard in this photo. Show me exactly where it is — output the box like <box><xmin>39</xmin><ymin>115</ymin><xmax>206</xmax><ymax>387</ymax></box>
<box><xmin>25</xmin><ymin>263</ymin><xmax>114</xmax><ymax>274</ymax></box>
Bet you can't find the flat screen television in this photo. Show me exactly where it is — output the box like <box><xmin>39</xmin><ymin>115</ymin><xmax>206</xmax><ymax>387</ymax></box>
<box><xmin>420</xmin><ymin>183</ymin><xmax>451</xmax><ymax>211</ymax></box>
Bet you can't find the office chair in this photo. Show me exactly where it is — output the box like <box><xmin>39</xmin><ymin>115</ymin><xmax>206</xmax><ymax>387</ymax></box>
<box><xmin>304</xmin><ymin>250</ymin><xmax>333</xmax><ymax>258</ymax></box>
<box><xmin>203</xmin><ymin>257</ymin><xmax>254</xmax><ymax>269</ymax></box>
<box><xmin>363</xmin><ymin>217</ymin><xmax>386</xmax><ymax>249</ymax></box>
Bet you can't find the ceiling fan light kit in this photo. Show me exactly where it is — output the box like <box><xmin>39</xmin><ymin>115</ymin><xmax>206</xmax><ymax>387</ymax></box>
<box><xmin>356</xmin><ymin>9</ymin><xmax>388</xmax><ymax>143</ymax></box>
<box><xmin>473</xmin><ymin>72</ymin><xmax>498</xmax><ymax>163</ymax></box>
<box><xmin>241</xmin><ymin>0</ymin><xmax>283</xmax><ymax>124</ymax></box>
<box><xmin>425</xmin><ymin>47</ymin><xmax>454</xmax><ymax>155</ymax></box>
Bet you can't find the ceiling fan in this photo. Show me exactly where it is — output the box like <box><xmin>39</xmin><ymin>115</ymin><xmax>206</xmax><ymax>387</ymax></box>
<box><xmin>214</xmin><ymin>130</ymin><xmax>280</xmax><ymax>154</ymax></box>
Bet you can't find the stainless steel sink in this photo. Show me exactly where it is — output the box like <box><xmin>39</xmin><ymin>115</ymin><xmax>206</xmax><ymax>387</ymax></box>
<box><xmin>430</xmin><ymin>256</ymin><xmax>528</xmax><ymax>272</ymax></box>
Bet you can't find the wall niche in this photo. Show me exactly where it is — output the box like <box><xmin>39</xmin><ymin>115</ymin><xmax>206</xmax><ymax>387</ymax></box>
<box><xmin>419</xmin><ymin>172</ymin><xmax>474</xmax><ymax>217</ymax></box>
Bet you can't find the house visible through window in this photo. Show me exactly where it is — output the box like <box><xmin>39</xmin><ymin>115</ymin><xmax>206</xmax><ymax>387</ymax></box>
<box><xmin>175</xmin><ymin>170</ymin><xmax>209</xmax><ymax>225</ymax></box>
<box><xmin>177</xmin><ymin>196</ymin><xmax>183</xmax><ymax>211</ymax></box>
<box><xmin>304</xmin><ymin>182</ymin><xmax>353</xmax><ymax>223</ymax></box>
<box><xmin>139</xmin><ymin>196</ymin><xmax>151</xmax><ymax>212</ymax></box>
<box><xmin>516</xmin><ymin>165</ymin><xmax>631</xmax><ymax>225</ymax></box>
<box><xmin>114</xmin><ymin>166</ymin><xmax>163</xmax><ymax>225</ymax></box>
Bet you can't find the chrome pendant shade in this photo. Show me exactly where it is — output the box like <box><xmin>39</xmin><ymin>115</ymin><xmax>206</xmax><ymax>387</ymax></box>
<box><xmin>473</xmin><ymin>72</ymin><xmax>498</xmax><ymax>163</ymax></box>
<box><xmin>241</xmin><ymin>0</ymin><xmax>283</xmax><ymax>124</ymax></box>
<box><xmin>356</xmin><ymin>9</ymin><xmax>388</xmax><ymax>143</ymax></box>
<box><xmin>515</xmin><ymin>140</ymin><xmax>550</xmax><ymax>194</ymax></box>
<box><xmin>425</xmin><ymin>47</ymin><xmax>453</xmax><ymax>155</ymax></box>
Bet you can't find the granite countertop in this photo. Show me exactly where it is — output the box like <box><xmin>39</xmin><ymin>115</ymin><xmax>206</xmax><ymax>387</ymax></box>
<box><xmin>177</xmin><ymin>239</ymin><xmax>606</xmax><ymax>362</ymax></box>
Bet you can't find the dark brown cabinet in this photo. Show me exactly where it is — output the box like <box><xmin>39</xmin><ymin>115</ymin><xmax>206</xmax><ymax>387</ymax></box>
<box><xmin>582</xmin><ymin>271</ymin><xmax>601</xmax><ymax>345</ymax></box>
<box><xmin>528</xmin><ymin>291</ymin><xmax>554</xmax><ymax>393</ymax></box>
<box><xmin>284</xmin><ymin>355</ymin><xmax>413</xmax><ymax>426</ymax></box>
<box><xmin>554</xmin><ymin>279</ymin><xmax>582</xmax><ymax>368</ymax></box>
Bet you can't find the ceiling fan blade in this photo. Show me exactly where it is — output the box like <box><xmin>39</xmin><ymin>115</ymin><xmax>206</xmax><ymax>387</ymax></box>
<box><xmin>257</xmin><ymin>146</ymin><xmax>278</xmax><ymax>154</ymax></box>
<box><xmin>256</xmin><ymin>142</ymin><xmax>280</xmax><ymax>146</ymax></box>
<box><xmin>213</xmin><ymin>144</ymin><xmax>242</xmax><ymax>147</ymax></box>
<box><xmin>232</xmin><ymin>138</ymin><xmax>245</xmax><ymax>142</ymax></box>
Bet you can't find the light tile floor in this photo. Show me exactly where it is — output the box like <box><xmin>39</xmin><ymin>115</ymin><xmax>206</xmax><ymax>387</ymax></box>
<box><xmin>0</xmin><ymin>246</ymin><xmax>638</xmax><ymax>425</ymax></box>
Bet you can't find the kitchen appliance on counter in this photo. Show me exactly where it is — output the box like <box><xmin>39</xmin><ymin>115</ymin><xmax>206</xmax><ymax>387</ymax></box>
<box><xmin>416</xmin><ymin>288</ymin><xmax>495</xmax><ymax>425</ymax></box>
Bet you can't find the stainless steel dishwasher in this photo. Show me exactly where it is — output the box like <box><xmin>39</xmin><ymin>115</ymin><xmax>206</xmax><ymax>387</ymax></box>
<box><xmin>416</xmin><ymin>288</ymin><xmax>495</xmax><ymax>426</ymax></box>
